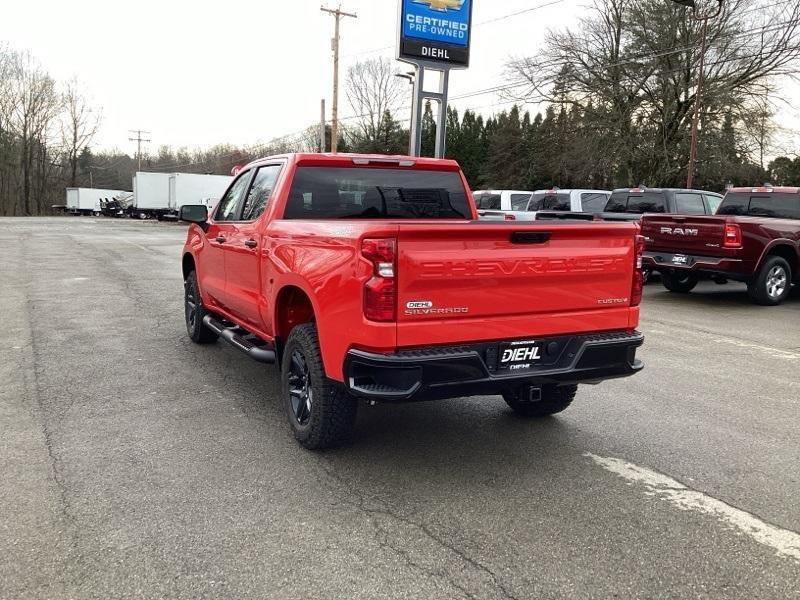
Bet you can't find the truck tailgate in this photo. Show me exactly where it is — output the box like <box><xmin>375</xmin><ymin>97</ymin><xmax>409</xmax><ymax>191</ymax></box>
<box><xmin>395</xmin><ymin>222</ymin><xmax>638</xmax><ymax>346</ymax></box>
<box><xmin>641</xmin><ymin>215</ymin><xmax>728</xmax><ymax>254</ymax></box>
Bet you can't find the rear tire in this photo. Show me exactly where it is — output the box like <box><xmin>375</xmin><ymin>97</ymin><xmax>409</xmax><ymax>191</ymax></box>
<box><xmin>184</xmin><ymin>271</ymin><xmax>218</xmax><ymax>344</ymax></box>
<box><xmin>747</xmin><ymin>256</ymin><xmax>792</xmax><ymax>306</ymax></box>
<box><xmin>661</xmin><ymin>270</ymin><xmax>699</xmax><ymax>293</ymax></box>
<box><xmin>502</xmin><ymin>384</ymin><xmax>577</xmax><ymax>418</ymax></box>
<box><xmin>281</xmin><ymin>323</ymin><xmax>357</xmax><ymax>450</ymax></box>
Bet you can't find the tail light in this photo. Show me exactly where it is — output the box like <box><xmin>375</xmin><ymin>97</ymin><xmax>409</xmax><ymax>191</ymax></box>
<box><xmin>362</xmin><ymin>238</ymin><xmax>397</xmax><ymax>322</ymax></box>
<box><xmin>504</xmin><ymin>213</ymin><xmax>516</xmax><ymax>221</ymax></box>
<box><xmin>631</xmin><ymin>234</ymin><xmax>645</xmax><ymax>307</ymax></box>
<box><xmin>723</xmin><ymin>223</ymin><xmax>742</xmax><ymax>248</ymax></box>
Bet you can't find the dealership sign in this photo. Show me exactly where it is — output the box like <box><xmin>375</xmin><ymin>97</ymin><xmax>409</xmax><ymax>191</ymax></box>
<box><xmin>398</xmin><ymin>0</ymin><xmax>473</xmax><ymax>68</ymax></box>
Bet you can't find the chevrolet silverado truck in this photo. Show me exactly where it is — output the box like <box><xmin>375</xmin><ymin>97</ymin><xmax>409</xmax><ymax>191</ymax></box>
<box><xmin>641</xmin><ymin>186</ymin><xmax>800</xmax><ymax>305</ymax></box>
<box><xmin>179</xmin><ymin>153</ymin><xmax>645</xmax><ymax>449</ymax></box>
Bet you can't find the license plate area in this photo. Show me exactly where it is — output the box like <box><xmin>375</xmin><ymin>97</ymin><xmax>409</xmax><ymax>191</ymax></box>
<box><xmin>671</xmin><ymin>254</ymin><xmax>690</xmax><ymax>265</ymax></box>
<box><xmin>497</xmin><ymin>340</ymin><xmax>545</xmax><ymax>372</ymax></box>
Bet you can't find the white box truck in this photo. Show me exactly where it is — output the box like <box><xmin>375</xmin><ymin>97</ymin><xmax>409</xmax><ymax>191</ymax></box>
<box><xmin>65</xmin><ymin>188</ymin><xmax>129</xmax><ymax>216</ymax></box>
<box><xmin>168</xmin><ymin>173</ymin><xmax>232</xmax><ymax>216</ymax></box>
<box><xmin>132</xmin><ymin>172</ymin><xmax>172</xmax><ymax>219</ymax></box>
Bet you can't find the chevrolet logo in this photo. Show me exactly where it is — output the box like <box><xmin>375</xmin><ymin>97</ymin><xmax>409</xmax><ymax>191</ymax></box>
<box><xmin>413</xmin><ymin>0</ymin><xmax>465</xmax><ymax>11</ymax></box>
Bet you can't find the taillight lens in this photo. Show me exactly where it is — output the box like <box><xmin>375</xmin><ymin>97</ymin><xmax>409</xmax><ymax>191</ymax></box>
<box><xmin>362</xmin><ymin>238</ymin><xmax>397</xmax><ymax>322</ymax></box>
<box><xmin>631</xmin><ymin>234</ymin><xmax>645</xmax><ymax>307</ymax></box>
<box><xmin>723</xmin><ymin>223</ymin><xmax>742</xmax><ymax>248</ymax></box>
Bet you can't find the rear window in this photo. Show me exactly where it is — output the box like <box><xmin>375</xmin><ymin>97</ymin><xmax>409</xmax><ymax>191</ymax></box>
<box><xmin>606</xmin><ymin>192</ymin><xmax>667</xmax><ymax>213</ymax></box>
<box><xmin>580</xmin><ymin>193</ymin><xmax>608</xmax><ymax>212</ymax></box>
<box><xmin>284</xmin><ymin>167</ymin><xmax>471</xmax><ymax>220</ymax></box>
<box><xmin>541</xmin><ymin>192</ymin><xmax>571</xmax><ymax>211</ymax></box>
<box><xmin>718</xmin><ymin>193</ymin><xmax>800</xmax><ymax>220</ymax></box>
<box><xmin>474</xmin><ymin>193</ymin><xmax>501</xmax><ymax>210</ymax></box>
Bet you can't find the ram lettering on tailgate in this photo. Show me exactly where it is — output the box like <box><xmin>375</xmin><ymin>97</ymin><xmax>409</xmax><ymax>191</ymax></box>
<box><xmin>660</xmin><ymin>227</ymin><xmax>699</xmax><ymax>236</ymax></box>
<box><xmin>417</xmin><ymin>256</ymin><xmax>627</xmax><ymax>278</ymax></box>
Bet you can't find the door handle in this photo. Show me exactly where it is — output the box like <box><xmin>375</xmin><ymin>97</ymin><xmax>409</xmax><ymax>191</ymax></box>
<box><xmin>244</xmin><ymin>239</ymin><xmax>258</xmax><ymax>249</ymax></box>
<box><xmin>215</xmin><ymin>235</ymin><xmax>226</xmax><ymax>243</ymax></box>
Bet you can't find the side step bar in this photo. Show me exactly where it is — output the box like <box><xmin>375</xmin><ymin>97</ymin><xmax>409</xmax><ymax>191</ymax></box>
<box><xmin>203</xmin><ymin>315</ymin><xmax>276</xmax><ymax>364</ymax></box>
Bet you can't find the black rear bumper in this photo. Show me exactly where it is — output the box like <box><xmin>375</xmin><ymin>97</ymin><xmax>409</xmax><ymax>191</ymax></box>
<box><xmin>343</xmin><ymin>330</ymin><xmax>644</xmax><ymax>402</ymax></box>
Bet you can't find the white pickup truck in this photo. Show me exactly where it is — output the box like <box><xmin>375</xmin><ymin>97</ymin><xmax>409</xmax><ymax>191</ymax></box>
<box><xmin>473</xmin><ymin>190</ymin><xmax>534</xmax><ymax>220</ymax></box>
<box><xmin>475</xmin><ymin>189</ymin><xmax>610</xmax><ymax>221</ymax></box>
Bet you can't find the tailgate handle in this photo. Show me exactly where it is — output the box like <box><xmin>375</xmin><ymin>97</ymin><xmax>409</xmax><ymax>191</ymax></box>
<box><xmin>511</xmin><ymin>232</ymin><xmax>551</xmax><ymax>244</ymax></box>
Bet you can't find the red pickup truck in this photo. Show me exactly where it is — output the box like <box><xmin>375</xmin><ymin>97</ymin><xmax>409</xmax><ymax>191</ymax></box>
<box><xmin>179</xmin><ymin>153</ymin><xmax>645</xmax><ymax>449</ymax></box>
<box><xmin>641</xmin><ymin>186</ymin><xmax>799</xmax><ymax>305</ymax></box>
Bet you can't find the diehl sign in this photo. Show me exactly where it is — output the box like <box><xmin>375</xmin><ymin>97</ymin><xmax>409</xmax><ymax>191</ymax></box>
<box><xmin>397</xmin><ymin>0</ymin><xmax>473</xmax><ymax>68</ymax></box>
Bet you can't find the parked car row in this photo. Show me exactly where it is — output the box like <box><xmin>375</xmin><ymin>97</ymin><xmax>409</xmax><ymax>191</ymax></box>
<box><xmin>475</xmin><ymin>185</ymin><xmax>798</xmax><ymax>305</ymax></box>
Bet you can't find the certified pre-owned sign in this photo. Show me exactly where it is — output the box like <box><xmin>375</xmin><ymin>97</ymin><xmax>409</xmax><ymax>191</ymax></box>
<box><xmin>398</xmin><ymin>0</ymin><xmax>473</xmax><ymax>68</ymax></box>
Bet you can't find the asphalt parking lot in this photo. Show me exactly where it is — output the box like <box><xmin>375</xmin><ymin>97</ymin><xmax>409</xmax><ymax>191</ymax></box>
<box><xmin>1</xmin><ymin>217</ymin><xmax>798</xmax><ymax>600</ymax></box>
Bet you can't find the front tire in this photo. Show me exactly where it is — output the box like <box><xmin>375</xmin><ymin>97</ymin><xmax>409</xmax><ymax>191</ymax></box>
<box><xmin>661</xmin><ymin>270</ymin><xmax>699</xmax><ymax>293</ymax></box>
<box><xmin>184</xmin><ymin>271</ymin><xmax>218</xmax><ymax>344</ymax></box>
<box><xmin>748</xmin><ymin>256</ymin><xmax>792</xmax><ymax>306</ymax></box>
<box><xmin>281</xmin><ymin>323</ymin><xmax>357</xmax><ymax>450</ymax></box>
<box><xmin>502</xmin><ymin>384</ymin><xmax>577</xmax><ymax>418</ymax></box>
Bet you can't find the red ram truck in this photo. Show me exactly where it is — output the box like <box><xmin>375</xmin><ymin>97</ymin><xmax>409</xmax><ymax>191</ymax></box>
<box><xmin>179</xmin><ymin>153</ymin><xmax>645</xmax><ymax>449</ymax></box>
<box><xmin>641</xmin><ymin>186</ymin><xmax>800</xmax><ymax>305</ymax></box>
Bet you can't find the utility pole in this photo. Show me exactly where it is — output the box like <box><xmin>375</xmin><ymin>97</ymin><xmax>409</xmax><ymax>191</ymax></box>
<box><xmin>128</xmin><ymin>129</ymin><xmax>151</xmax><ymax>171</ymax></box>
<box><xmin>319</xmin><ymin>99</ymin><xmax>327</xmax><ymax>152</ymax></box>
<box><xmin>321</xmin><ymin>5</ymin><xmax>356</xmax><ymax>154</ymax></box>
<box><xmin>671</xmin><ymin>0</ymin><xmax>723</xmax><ymax>189</ymax></box>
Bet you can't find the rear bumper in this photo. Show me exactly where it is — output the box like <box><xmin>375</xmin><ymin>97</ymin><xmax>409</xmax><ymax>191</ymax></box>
<box><xmin>643</xmin><ymin>251</ymin><xmax>747</xmax><ymax>280</ymax></box>
<box><xmin>343</xmin><ymin>330</ymin><xmax>644</xmax><ymax>402</ymax></box>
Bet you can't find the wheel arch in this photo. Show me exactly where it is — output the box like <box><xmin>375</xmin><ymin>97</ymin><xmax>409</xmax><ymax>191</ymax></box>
<box><xmin>274</xmin><ymin>284</ymin><xmax>318</xmax><ymax>363</ymax></box>
<box><xmin>182</xmin><ymin>252</ymin><xmax>196</xmax><ymax>279</ymax></box>
<box><xmin>759</xmin><ymin>242</ymin><xmax>797</xmax><ymax>279</ymax></box>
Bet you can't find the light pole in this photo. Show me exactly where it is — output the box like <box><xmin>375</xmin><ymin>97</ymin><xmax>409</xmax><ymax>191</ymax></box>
<box><xmin>395</xmin><ymin>72</ymin><xmax>416</xmax><ymax>154</ymax></box>
<box><xmin>671</xmin><ymin>0</ymin><xmax>723</xmax><ymax>189</ymax></box>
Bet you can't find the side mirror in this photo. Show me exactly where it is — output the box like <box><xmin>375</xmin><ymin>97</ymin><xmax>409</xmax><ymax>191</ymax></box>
<box><xmin>179</xmin><ymin>204</ymin><xmax>208</xmax><ymax>224</ymax></box>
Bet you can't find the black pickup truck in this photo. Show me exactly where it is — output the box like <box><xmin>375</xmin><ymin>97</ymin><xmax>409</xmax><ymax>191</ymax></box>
<box><xmin>601</xmin><ymin>187</ymin><xmax>724</xmax><ymax>221</ymax></box>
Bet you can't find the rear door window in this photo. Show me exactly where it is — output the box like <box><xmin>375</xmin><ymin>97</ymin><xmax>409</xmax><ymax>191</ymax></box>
<box><xmin>241</xmin><ymin>165</ymin><xmax>282</xmax><ymax>221</ymax></box>
<box><xmin>474</xmin><ymin>193</ymin><xmax>501</xmax><ymax>210</ymax></box>
<box><xmin>607</xmin><ymin>192</ymin><xmax>667</xmax><ymax>213</ymax></box>
<box><xmin>283</xmin><ymin>167</ymin><xmax>471</xmax><ymax>219</ymax></box>
<box><xmin>674</xmin><ymin>193</ymin><xmax>705</xmax><ymax>215</ymax></box>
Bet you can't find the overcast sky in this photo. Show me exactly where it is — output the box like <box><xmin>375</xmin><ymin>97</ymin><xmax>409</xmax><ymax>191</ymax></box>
<box><xmin>1</xmin><ymin>0</ymin><xmax>797</xmax><ymax>156</ymax></box>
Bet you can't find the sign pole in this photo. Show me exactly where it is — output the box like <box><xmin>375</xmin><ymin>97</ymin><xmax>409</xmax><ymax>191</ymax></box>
<box><xmin>434</xmin><ymin>69</ymin><xmax>450</xmax><ymax>159</ymax></box>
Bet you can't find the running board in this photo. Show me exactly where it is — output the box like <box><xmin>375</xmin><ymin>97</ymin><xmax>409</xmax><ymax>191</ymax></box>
<box><xmin>203</xmin><ymin>315</ymin><xmax>276</xmax><ymax>364</ymax></box>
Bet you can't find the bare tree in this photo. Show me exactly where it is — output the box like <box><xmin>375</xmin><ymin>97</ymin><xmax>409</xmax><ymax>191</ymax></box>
<box><xmin>345</xmin><ymin>57</ymin><xmax>406</xmax><ymax>150</ymax></box>
<box><xmin>505</xmin><ymin>0</ymin><xmax>800</xmax><ymax>184</ymax></box>
<box><xmin>61</xmin><ymin>78</ymin><xmax>101</xmax><ymax>187</ymax></box>
<box><xmin>7</xmin><ymin>51</ymin><xmax>62</xmax><ymax>214</ymax></box>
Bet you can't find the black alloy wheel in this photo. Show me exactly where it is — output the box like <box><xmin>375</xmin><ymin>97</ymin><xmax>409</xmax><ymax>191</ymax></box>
<box><xmin>287</xmin><ymin>349</ymin><xmax>313</xmax><ymax>426</ymax></box>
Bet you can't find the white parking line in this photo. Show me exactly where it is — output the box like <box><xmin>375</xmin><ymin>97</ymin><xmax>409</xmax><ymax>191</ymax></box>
<box><xmin>713</xmin><ymin>338</ymin><xmax>800</xmax><ymax>361</ymax></box>
<box><xmin>585</xmin><ymin>453</ymin><xmax>800</xmax><ymax>563</ymax></box>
